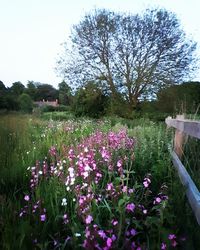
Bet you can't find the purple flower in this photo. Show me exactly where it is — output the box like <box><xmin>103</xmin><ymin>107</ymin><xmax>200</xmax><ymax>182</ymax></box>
<box><xmin>98</xmin><ymin>230</ymin><xmax>106</xmax><ymax>239</ymax></box>
<box><xmin>130</xmin><ymin>229</ymin><xmax>136</xmax><ymax>236</ymax></box>
<box><xmin>24</xmin><ymin>195</ymin><xmax>30</xmax><ymax>201</ymax></box>
<box><xmin>40</xmin><ymin>214</ymin><xmax>46</xmax><ymax>222</ymax></box>
<box><xmin>126</xmin><ymin>203</ymin><xmax>135</xmax><ymax>212</ymax></box>
<box><xmin>168</xmin><ymin>234</ymin><xmax>176</xmax><ymax>240</ymax></box>
<box><xmin>85</xmin><ymin>215</ymin><xmax>93</xmax><ymax>224</ymax></box>
<box><xmin>161</xmin><ymin>242</ymin><xmax>167</xmax><ymax>250</ymax></box>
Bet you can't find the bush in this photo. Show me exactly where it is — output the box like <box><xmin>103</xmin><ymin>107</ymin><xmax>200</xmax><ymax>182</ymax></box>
<box><xmin>41</xmin><ymin>105</ymin><xmax>70</xmax><ymax>113</ymax></box>
<box><xmin>18</xmin><ymin>93</ymin><xmax>33</xmax><ymax>113</ymax></box>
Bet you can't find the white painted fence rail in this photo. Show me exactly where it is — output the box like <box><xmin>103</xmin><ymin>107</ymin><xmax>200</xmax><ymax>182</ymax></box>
<box><xmin>165</xmin><ymin>115</ymin><xmax>200</xmax><ymax>225</ymax></box>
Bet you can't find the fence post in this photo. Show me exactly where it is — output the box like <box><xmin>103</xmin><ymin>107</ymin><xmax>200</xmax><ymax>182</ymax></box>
<box><xmin>174</xmin><ymin>115</ymin><xmax>185</xmax><ymax>158</ymax></box>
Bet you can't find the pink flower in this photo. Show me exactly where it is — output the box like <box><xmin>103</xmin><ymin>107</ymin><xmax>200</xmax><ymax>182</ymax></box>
<box><xmin>111</xmin><ymin>219</ymin><xmax>118</xmax><ymax>226</ymax></box>
<box><xmin>126</xmin><ymin>203</ymin><xmax>135</xmax><ymax>212</ymax></box>
<box><xmin>24</xmin><ymin>195</ymin><xmax>30</xmax><ymax>201</ymax></box>
<box><xmin>154</xmin><ymin>197</ymin><xmax>162</xmax><ymax>204</ymax></box>
<box><xmin>171</xmin><ymin>240</ymin><xmax>178</xmax><ymax>247</ymax></box>
<box><xmin>117</xmin><ymin>160</ymin><xmax>122</xmax><ymax>167</ymax></box>
<box><xmin>107</xmin><ymin>183</ymin><xmax>114</xmax><ymax>191</ymax></box>
<box><xmin>161</xmin><ymin>242</ymin><xmax>167</xmax><ymax>250</ymax></box>
<box><xmin>106</xmin><ymin>238</ymin><xmax>112</xmax><ymax>247</ymax></box>
<box><xmin>143</xmin><ymin>178</ymin><xmax>151</xmax><ymax>188</ymax></box>
<box><xmin>85</xmin><ymin>215</ymin><xmax>93</xmax><ymax>224</ymax></box>
<box><xmin>122</xmin><ymin>186</ymin><xmax>128</xmax><ymax>193</ymax></box>
<box><xmin>168</xmin><ymin>234</ymin><xmax>176</xmax><ymax>240</ymax></box>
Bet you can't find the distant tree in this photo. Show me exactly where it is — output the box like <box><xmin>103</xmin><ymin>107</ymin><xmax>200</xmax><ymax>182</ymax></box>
<box><xmin>0</xmin><ymin>81</ymin><xmax>6</xmax><ymax>91</ymax></box>
<box><xmin>58</xmin><ymin>81</ymin><xmax>72</xmax><ymax>105</ymax></box>
<box><xmin>0</xmin><ymin>81</ymin><xmax>8</xmax><ymax>109</ymax></box>
<box><xmin>36</xmin><ymin>84</ymin><xmax>58</xmax><ymax>101</ymax></box>
<box><xmin>25</xmin><ymin>81</ymin><xmax>38</xmax><ymax>101</ymax></box>
<box><xmin>156</xmin><ymin>81</ymin><xmax>200</xmax><ymax>113</ymax></box>
<box><xmin>57</xmin><ymin>8</ymin><xmax>197</xmax><ymax>110</ymax></box>
<box><xmin>18</xmin><ymin>93</ymin><xmax>33</xmax><ymax>113</ymax></box>
<box><xmin>72</xmin><ymin>81</ymin><xmax>107</xmax><ymax>117</ymax></box>
<box><xmin>10</xmin><ymin>82</ymin><xmax>25</xmax><ymax>96</ymax></box>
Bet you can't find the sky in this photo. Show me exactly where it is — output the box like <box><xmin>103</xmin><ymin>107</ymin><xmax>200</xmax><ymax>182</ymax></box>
<box><xmin>1</xmin><ymin>0</ymin><xmax>200</xmax><ymax>88</ymax></box>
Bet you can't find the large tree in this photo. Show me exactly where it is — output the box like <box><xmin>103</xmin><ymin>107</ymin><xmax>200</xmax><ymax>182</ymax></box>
<box><xmin>57</xmin><ymin>8</ymin><xmax>197</xmax><ymax>110</ymax></box>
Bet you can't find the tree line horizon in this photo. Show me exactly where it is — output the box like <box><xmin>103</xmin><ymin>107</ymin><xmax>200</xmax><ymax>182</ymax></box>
<box><xmin>1</xmin><ymin>7</ymin><xmax>199</xmax><ymax>117</ymax></box>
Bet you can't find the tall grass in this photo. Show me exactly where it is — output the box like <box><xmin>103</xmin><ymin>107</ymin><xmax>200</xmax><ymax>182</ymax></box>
<box><xmin>1</xmin><ymin>114</ymin><xmax>200</xmax><ymax>249</ymax></box>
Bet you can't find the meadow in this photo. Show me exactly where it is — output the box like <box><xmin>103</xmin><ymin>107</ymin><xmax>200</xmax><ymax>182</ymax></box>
<box><xmin>0</xmin><ymin>113</ymin><xmax>200</xmax><ymax>249</ymax></box>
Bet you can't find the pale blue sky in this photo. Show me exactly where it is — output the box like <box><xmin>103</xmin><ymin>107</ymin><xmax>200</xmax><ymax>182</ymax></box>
<box><xmin>1</xmin><ymin>0</ymin><xmax>200</xmax><ymax>88</ymax></box>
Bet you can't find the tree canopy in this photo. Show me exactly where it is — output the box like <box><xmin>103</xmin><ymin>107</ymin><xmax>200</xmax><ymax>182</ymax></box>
<box><xmin>57</xmin><ymin>8</ymin><xmax>197</xmax><ymax>110</ymax></box>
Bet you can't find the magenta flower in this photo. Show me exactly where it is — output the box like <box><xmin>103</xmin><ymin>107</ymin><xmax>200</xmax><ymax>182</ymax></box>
<box><xmin>85</xmin><ymin>215</ymin><xmax>93</xmax><ymax>224</ymax></box>
<box><xmin>111</xmin><ymin>219</ymin><xmax>118</xmax><ymax>226</ymax></box>
<box><xmin>24</xmin><ymin>195</ymin><xmax>30</xmax><ymax>201</ymax></box>
<box><xmin>106</xmin><ymin>237</ymin><xmax>112</xmax><ymax>247</ymax></box>
<box><xmin>117</xmin><ymin>160</ymin><xmax>122</xmax><ymax>167</ymax></box>
<box><xmin>107</xmin><ymin>183</ymin><xmax>114</xmax><ymax>191</ymax></box>
<box><xmin>126</xmin><ymin>203</ymin><xmax>135</xmax><ymax>212</ymax></box>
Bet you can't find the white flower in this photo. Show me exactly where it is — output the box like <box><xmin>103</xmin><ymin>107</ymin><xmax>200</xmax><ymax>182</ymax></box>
<box><xmin>66</xmin><ymin>186</ymin><xmax>70</xmax><ymax>191</ymax></box>
<box><xmin>68</xmin><ymin>167</ymin><xmax>74</xmax><ymax>173</ymax></box>
<box><xmin>59</xmin><ymin>166</ymin><xmax>63</xmax><ymax>170</ymax></box>
<box><xmin>61</xmin><ymin>198</ymin><xmax>67</xmax><ymax>206</ymax></box>
<box><xmin>38</xmin><ymin>171</ymin><xmax>43</xmax><ymax>175</ymax></box>
<box><xmin>84</xmin><ymin>147</ymin><xmax>89</xmax><ymax>153</ymax></box>
<box><xmin>70</xmin><ymin>172</ymin><xmax>74</xmax><ymax>178</ymax></box>
<box><xmin>83</xmin><ymin>183</ymin><xmax>88</xmax><ymax>188</ymax></box>
<box><xmin>70</xmin><ymin>177</ymin><xmax>75</xmax><ymax>185</ymax></box>
<box><xmin>75</xmin><ymin>233</ymin><xmax>81</xmax><ymax>237</ymax></box>
<box><xmin>84</xmin><ymin>165</ymin><xmax>91</xmax><ymax>171</ymax></box>
<box><xmin>83</xmin><ymin>172</ymin><xmax>89</xmax><ymax>178</ymax></box>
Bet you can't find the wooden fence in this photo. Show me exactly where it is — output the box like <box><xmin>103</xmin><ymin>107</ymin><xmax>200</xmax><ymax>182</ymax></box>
<box><xmin>165</xmin><ymin>115</ymin><xmax>200</xmax><ymax>225</ymax></box>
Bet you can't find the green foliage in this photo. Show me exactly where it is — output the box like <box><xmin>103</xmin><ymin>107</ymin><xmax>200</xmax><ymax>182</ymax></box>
<box><xmin>35</xmin><ymin>84</ymin><xmax>58</xmax><ymax>101</ymax></box>
<box><xmin>72</xmin><ymin>82</ymin><xmax>107</xmax><ymax>118</ymax></box>
<box><xmin>156</xmin><ymin>81</ymin><xmax>200</xmax><ymax>114</ymax></box>
<box><xmin>41</xmin><ymin>111</ymin><xmax>74</xmax><ymax>121</ymax></box>
<box><xmin>1</xmin><ymin>114</ymin><xmax>200</xmax><ymax>249</ymax></box>
<box><xmin>41</xmin><ymin>104</ymin><xmax>70</xmax><ymax>113</ymax></box>
<box><xmin>18</xmin><ymin>93</ymin><xmax>33</xmax><ymax>113</ymax></box>
<box><xmin>10</xmin><ymin>81</ymin><xmax>25</xmax><ymax>96</ymax></box>
<box><xmin>25</xmin><ymin>81</ymin><xmax>38</xmax><ymax>100</ymax></box>
<box><xmin>58</xmin><ymin>81</ymin><xmax>72</xmax><ymax>105</ymax></box>
<box><xmin>58</xmin><ymin>8</ymin><xmax>197</xmax><ymax>111</ymax></box>
<box><xmin>106</xmin><ymin>95</ymin><xmax>132</xmax><ymax>118</ymax></box>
